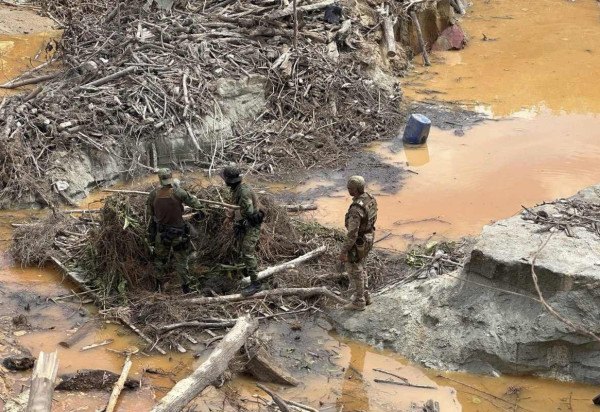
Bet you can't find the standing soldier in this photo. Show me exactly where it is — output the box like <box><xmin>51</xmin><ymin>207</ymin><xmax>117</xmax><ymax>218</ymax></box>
<box><xmin>339</xmin><ymin>176</ymin><xmax>378</xmax><ymax>311</ymax></box>
<box><xmin>221</xmin><ymin>165</ymin><xmax>264</xmax><ymax>297</ymax></box>
<box><xmin>147</xmin><ymin>168</ymin><xmax>204</xmax><ymax>293</ymax></box>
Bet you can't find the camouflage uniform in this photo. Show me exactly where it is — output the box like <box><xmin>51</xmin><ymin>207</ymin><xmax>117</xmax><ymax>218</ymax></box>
<box><xmin>147</xmin><ymin>174</ymin><xmax>204</xmax><ymax>291</ymax></box>
<box><xmin>342</xmin><ymin>190</ymin><xmax>378</xmax><ymax>307</ymax></box>
<box><xmin>230</xmin><ymin>182</ymin><xmax>262</xmax><ymax>282</ymax></box>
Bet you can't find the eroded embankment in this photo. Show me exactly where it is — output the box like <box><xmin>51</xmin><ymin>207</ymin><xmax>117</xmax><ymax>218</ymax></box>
<box><xmin>330</xmin><ymin>184</ymin><xmax>600</xmax><ymax>386</ymax></box>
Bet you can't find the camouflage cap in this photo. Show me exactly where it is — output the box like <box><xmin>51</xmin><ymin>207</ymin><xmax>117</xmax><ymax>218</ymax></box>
<box><xmin>158</xmin><ymin>168</ymin><xmax>173</xmax><ymax>186</ymax></box>
<box><xmin>221</xmin><ymin>165</ymin><xmax>242</xmax><ymax>184</ymax></box>
<box><xmin>347</xmin><ymin>175</ymin><xmax>365</xmax><ymax>193</ymax></box>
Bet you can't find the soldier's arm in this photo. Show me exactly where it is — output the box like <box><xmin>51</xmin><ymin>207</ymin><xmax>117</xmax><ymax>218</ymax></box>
<box><xmin>174</xmin><ymin>187</ymin><xmax>205</xmax><ymax>210</ymax></box>
<box><xmin>146</xmin><ymin>190</ymin><xmax>156</xmax><ymax>216</ymax></box>
<box><xmin>146</xmin><ymin>190</ymin><xmax>157</xmax><ymax>241</ymax></box>
<box><xmin>238</xmin><ymin>186</ymin><xmax>255</xmax><ymax>220</ymax></box>
<box><xmin>341</xmin><ymin>207</ymin><xmax>362</xmax><ymax>253</ymax></box>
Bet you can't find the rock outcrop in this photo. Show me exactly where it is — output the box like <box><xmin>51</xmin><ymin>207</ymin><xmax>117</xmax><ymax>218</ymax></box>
<box><xmin>330</xmin><ymin>185</ymin><xmax>600</xmax><ymax>383</ymax></box>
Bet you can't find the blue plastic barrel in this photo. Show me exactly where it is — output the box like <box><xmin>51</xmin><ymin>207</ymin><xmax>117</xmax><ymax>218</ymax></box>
<box><xmin>402</xmin><ymin>114</ymin><xmax>431</xmax><ymax>145</ymax></box>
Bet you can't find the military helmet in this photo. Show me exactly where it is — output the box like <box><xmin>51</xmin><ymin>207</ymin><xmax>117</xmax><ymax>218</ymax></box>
<box><xmin>347</xmin><ymin>175</ymin><xmax>365</xmax><ymax>193</ymax></box>
<box><xmin>221</xmin><ymin>165</ymin><xmax>242</xmax><ymax>184</ymax></box>
<box><xmin>157</xmin><ymin>168</ymin><xmax>173</xmax><ymax>186</ymax></box>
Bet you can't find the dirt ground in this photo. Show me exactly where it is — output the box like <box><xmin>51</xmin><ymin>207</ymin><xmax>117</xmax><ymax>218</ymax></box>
<box><xmin>0</xmin><ymin>5</ymin><xmax>56</xmax><ymax>34</ymax></box>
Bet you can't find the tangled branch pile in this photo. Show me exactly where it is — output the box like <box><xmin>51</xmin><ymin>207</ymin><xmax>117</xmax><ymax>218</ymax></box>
<box><xmin>0</xmin><ymin>0</ymin><xmax>408</xmax><ymax>207</ymax></box>
<box><xmin>522</xmin><ymin>199</ymin><xmax>600</xmax><ymax>238</ymax></box>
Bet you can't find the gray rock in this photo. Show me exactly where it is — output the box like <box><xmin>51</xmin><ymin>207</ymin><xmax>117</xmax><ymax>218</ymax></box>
<box><xmin>329</xmin><ymin>185</ymin><xmax>600</xmax><ymax>383</ymax></box>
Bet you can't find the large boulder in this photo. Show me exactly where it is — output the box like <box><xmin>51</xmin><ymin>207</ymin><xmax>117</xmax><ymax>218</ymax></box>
<box><xmin>329</xmin><ymin>185</ymin><xmax>600</xmax><ymax>383</ymax></box>
<box><xmin>432</xmin><ymin>24</ymin><xmax>468</xmax><ymax>51</ymax></box>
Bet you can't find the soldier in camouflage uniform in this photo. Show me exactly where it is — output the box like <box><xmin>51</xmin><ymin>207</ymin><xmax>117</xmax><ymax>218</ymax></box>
<box><xmin>339</xmin><ymin>176</ymin><xmax>378</xmax><ymax>311</ymax></box>
<box><xmin>221</xmin><ymin>165</ymin><xmax>264</xmax><ymax>297</ymax></box>
<box><xmin>147</xmin><ymin>168</ymin><xmax>204</xmax><ymax>293</ymax></box>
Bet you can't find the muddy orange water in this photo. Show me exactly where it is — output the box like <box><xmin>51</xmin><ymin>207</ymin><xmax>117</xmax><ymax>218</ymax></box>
<box><xmin>404</xmin><ymin>0</ymin><xmax>600</xmax><ymax>116</ymax></box>
<box><xmin>298</xmin><ymin>112</ymin><xmax>600</xmax><ymax>249</ymax></box>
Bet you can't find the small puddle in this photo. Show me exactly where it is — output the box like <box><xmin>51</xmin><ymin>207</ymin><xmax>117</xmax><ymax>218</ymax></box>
<box><xmin>0</xmin><ymin>4</ymin><xmax>61</xmax><ymax>94</ymax></box>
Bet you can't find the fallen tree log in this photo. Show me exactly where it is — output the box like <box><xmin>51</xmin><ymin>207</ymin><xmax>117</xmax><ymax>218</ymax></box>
<box><xmin>55</xmin><ymin>369</ymin><xmax>139</xmax><ymax>392</ymax></box>
<box><xmin>241</xmin><ymin>245</ymin><xmax>327</xmax><ymax>285</ymax></box>
<box><xmin>158</xmin><ymin>308</ymin><xmax>311</xmax><ymax>334</ymax></box>
<box><xmin>245</xmin><ymin>346</ymin><xmax>299</xmax><ymax>386</ymax></box>
<box><xmin>180</xmin><ymin>286</ymin><xmax>347</xmax><ymax>305</ymax></box>
<box><xmin>257</xmin><ymin>383</ymin><xmax>291</xmax><ymax>412</ymax></box>
<box><xmin>105</xmin><ymin>354</ymin><xmax>133</xmax><ymax>412</ymax></box>
<box><xmin>377</xmin><ymin>6</ymin><xmax>397</xmax><ymax>58</ymax></box>
<box><xmin>59</xmin><ymin>320</ymin><xmax>98</xmax><ymax>348</ymax></box>
<box><xmin>0</xmin><ymin>73</ymin><xmax>59</xmax><ymax>89</ymax></box>
<box><xmin>26</xmin><ymin>351</ymin><xmax>58</xmax><ymax>412</ymax></box>
<box><xmin>81</xmin><ymin>66</ymin><xmax>137</xmax><ymax>88</ymax></box>
<box><xmin>410</xmin><ymin>11</ymin><xmax>431</xmax><ymax>66</ymax></box>
<box><xmin>151</xmin><ymin>315</ymin><xmax>259</xmax><ymax>412</ymax></box>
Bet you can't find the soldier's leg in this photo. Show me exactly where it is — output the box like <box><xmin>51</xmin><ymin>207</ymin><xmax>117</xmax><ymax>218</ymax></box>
<box><xmin>345</xmin><ymin>260</ymin><xmax>366</xmax><ymax>306</ymax></box>
<box><xmin>241</xmin><ymin>227</ymin><xmax>260</xmax><ymax>282</ymax></box>
<box><xmin>152</xmin><ymin>236</ymin><xmax>170</xmax><ymax>291</ymax></box>
<box><xmin>173</xmin><ymin>249</ymin><xmax>192</xmax><ymax>293</ymax></box>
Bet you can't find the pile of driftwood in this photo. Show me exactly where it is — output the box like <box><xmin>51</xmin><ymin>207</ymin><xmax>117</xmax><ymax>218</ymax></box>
<box><xmin>0</xmin><ymin>0</ymin><xmax>417</xmax><ymax>207</ymax></box>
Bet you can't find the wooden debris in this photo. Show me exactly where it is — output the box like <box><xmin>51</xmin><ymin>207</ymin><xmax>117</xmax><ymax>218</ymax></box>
<box><xmin>241</xmin><ymin>245</ymin><xmax>327</xmax><ymax>285</ymax></box>
<box><xmin>410</xmin><ymin>11</ymin><xmax>431</xmax><ymax>66</ymax></box>
<box><xmin>151</xmin><ymin>315</ymin><xmax>259</xmax><ymax>412</ymax></box>
<box><xmin>105</xmin><ymin>351</ymin><xmax>135</xmax><ymax>412</ymax></box>
<box><xmin>180</xmin><ymin>286</ymin><xmax>347</xmax><ymax>305</ymax></box>
<box><xmin>80</xmin><ymin>339</ymin><xmax>114</xmax><ymax>351</ymax></box>
<box><xmin>59</xmin><ymin>320</ymin><xmax>98</xmax><ymax>348</ymax></box>
<box><xmin>245</xmin><ymin>346</ymin><xmax>299</xmax><ymax>386</ymax></box>
<box><xmin>256</xmin><ymin>383</ymin><xmax>291</xmax><ymax>412</ymax></box>
<box><xmin>3</xmin><ymin>355</ymin><xmax>35</xmax><ymax>371</ymax></box>
<box><xmin>374</xmin><ymin>378</ymin><xmax>436</xmax><ymax>389</ymax></box>
<box><xmin>26</xmin><ymin>351</ymin><xmax>58</xmax><ymax>412</ymax></box>
<box><xmin>55</xmin><ymin>369</ymin><xmax>139</xmax><ymax>392</ymax></box>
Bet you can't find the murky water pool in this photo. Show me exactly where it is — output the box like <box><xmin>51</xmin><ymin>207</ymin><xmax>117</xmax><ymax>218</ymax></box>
<box><xmin>297</xmin><ymin>112</ymin><xmax>600</xmax><ymax>249</ymax></box>
<box><xmin>404</xmin><ymin>0</ymin><xmax>600</xmax><ymax>117</ymax></box>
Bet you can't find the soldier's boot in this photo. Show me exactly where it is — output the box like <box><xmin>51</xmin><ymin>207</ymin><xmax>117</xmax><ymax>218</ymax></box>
<box><xmin>364</xmin><ymin>291</ymin><xmax>372</xmax><ymax>306</ymax></box>
<box><xmin>241</xmin><ymin>280</ymin><xmax>261</xmax><ymax>297</ymax></box>
<box><xmin>343</xmin><ymin>301</ymin><xmax>366</xmax><ymax>311</ymax></box>
<box><xmin>350</xmin><ymin>291</ymin><xmax>372</xmax><ymax>305</ymax></box>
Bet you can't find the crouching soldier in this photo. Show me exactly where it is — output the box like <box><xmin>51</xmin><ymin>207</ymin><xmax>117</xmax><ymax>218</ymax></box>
<box><xmin>147</xmin><ymin>168</ymin><xmax>204</xmax><ymax>293</ymax></box>
<box><xmin>220</xmin><ymin>165</ymin><xmax>265</xmax><ymax>297</ymax></box>
<box><xmin>339</xmin><ymin>176</ymin><xmax>378</xmax><ymax>311</ymax></box>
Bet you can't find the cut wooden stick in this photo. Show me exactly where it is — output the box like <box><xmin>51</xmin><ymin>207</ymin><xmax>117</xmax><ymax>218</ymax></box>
<box><xmin>105</xmin><ymin>354</ymin><xmax>133</xmax><ymax>412</ymax></box>
<box><xmin>284</xmin><ymin>204</ymin><xmax>318</xmax><ymax>212</ymax></box>
<box><xmin>180</xmin><ymin>286</ymin><xmax>347</xmax><ymax>305</ymax></box>
<box><xmin>241</xmin><ymin>245</ymin><xmax>327</xmax><ymax>285</ymax></box>
<box><xmin>410</xmin><ymin>11</ymin><xmax>431</xmax><ymax>66</ymax></box>
<box><xmin>80</xmin><ymin>339</ymin><xmax>114</xmax><ymax>351</ymax></box>
<box><xmin>101</xmin><ymin>189</ymin><xmax>240</xmax><ymax>209</ymax></box>
<box><xmin>374</xmin><ymin>378</ymin><xmax>436</xmax><ymax>389</ymax></box>
<box><xmin>257</xmin><ymin>383</ymin><xmax>291</xmax><ymax>412</ymax></box>
<box><xmin>26</xmin><ymin>351</ymin><xmax>59</xmax><ymax>412</ymax></box>
<box><xmin>151</xmin><ymin>315</ymin><xmax>259</xmax><ymax>412</ymax></box>
<box><xmin>0</xmin><ymin>73</ymin><xmax>59</xmax><ymax>89</ymax></box>
<box><xmin>81</xmin><ymin>66</ymin><xmax>137</xmax><ymax>88</ymax></box>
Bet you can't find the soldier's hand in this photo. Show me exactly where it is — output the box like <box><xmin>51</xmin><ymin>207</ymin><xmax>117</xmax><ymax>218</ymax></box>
<box><xmin>338</xmin><ymin>252</ymin><xmax>348</xmax><ymax>262</ymax></box>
